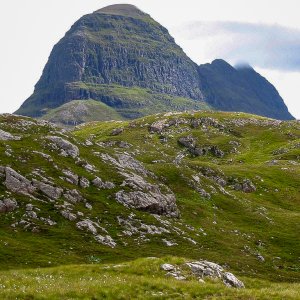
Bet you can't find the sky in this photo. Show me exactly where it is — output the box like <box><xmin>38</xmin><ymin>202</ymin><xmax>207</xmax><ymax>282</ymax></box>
<box><xmin>0</xmin><ymin>0</ymin><xmax>299</xmax><ymax>118</ymax></box>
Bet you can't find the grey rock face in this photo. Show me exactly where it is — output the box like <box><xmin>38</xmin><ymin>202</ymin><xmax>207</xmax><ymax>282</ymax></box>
<box><xmin>186</xmin><ymin>260</ymin><xmax>244</xmax><ymax>288</ymax></box>
<box><xmin>79</xmin><ymin>177</ymin><xmax>90</xmax><ymax>188</ymax></box>
<box><xmin>94</xmin><ymin>234</ymin><xmax>116</xmax><ymax>248</ymax></box>
<box><xmin>0</xmin><ymin>129</ymin><xmax>21</xmax><ymax>141</ymax></box>
<box><xmin>61</xmin><ymin>210</ymin><xmax>77</xmax><ymax>221</ymax></box>
<box><xmin>111</xmin><ymin>127</ymin><xmax>124</xmax><ymax>136</ymax></box>
<box><xmin>222</xmin><ymin>272</ymin><xmax>245</xmax><ymax>288</ymax></box>
<box><xmin>47</xmin><ymin>136</ymin><xmax>79</xmax><ymax>158</ymax></box>
<box><xmin>76</xmin><ymin>219</ymin><xmax>98</xmax><ymax>235</ymax></box>
<box><xmin>234</xmin><ymin>179</ymin><xmax>256</xmax><ymax>193</ymax></box>
<box><xmin>4</xmin><ymin>167</ymin><xmax>36</xmax><ymax>195</ymax></box>
<box><xmin>161</xmin><ymin>263</ymin><xmax>175</xmax><ymax>271</ymax></box>
<box><xmin>32</xmin><ymin>179</ymin><xmax>63</xmax><ymax>200</ymax></box>
<box><xmin>0</xmin><ymin>198</ymin><xmax>18</xmax><ymax>213</ymax></box>
<box><xmin>149</xmin><ymin>120</ymin><xmax>168</xmax><ymax>133</ymax></box>
<box><xmin>64</xmin><ymin>189</ymin><xmax>83</xmax><ymax>203</ymax></box>
<box><xmin>62</xmin><ymin>170</ymin><xmax>79</xmax><ymax>185</ymax></box>
<box><xmin>92</xmin><ymin>177</ymin><xmax>115</xmax><ymax>189</ymax></box>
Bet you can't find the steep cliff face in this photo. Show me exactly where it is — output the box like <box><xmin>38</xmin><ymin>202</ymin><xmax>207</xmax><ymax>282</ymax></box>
<box><xmin>16</xmin><ymin>4</ymin><xmax>204</xmax><ymax>118</ymax></box>
<box><xmin>198</xmin><ymin>59</ymin><xmax>294</xmax><ymax>120</ymax></box>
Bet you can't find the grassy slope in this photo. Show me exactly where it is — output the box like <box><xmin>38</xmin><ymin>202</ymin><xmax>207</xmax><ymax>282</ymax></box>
<box><xmin>41</xmin><ymin>99</ymin><xmax>123</xmax><ymax>126</ymax></box>
<box><xmin>0</xmin><ymin>111</ymin><xmax>299</xmax><ymax>298</ymax></box>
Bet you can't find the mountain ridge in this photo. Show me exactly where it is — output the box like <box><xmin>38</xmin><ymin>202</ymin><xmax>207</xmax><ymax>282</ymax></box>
<box><xmin>15</xmin><ymin>4</ymin><xmax>294</xmax><ymax>124</ymax></box>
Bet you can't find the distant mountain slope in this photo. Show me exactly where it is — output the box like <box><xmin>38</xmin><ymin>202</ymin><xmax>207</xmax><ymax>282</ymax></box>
<box><xmin>198</xmin><ymin>59</ymin><xmax>294</xmax><ymax>120</ymax></box>
<box><xmin>15</xmin><ymin>4</ymin><xmax>294</xmax><ymax>123</ymax></box>
<box><xmin>16</xmin><ymin>4</ymin><xmax>204</xmax><ymax>119</ymax></box>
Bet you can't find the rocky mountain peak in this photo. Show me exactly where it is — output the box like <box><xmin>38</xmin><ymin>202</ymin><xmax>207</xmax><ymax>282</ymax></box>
<box><xmin>95</xmin><ymin>4</ymin><xmax>147</xmax><ymax>18</ymax></box>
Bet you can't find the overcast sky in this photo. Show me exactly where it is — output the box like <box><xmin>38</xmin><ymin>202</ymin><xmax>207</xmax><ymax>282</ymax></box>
<box><xmin>0</xmin><ymin>0</ymin><xmax>299</xmax><ymax>118</ymax></box>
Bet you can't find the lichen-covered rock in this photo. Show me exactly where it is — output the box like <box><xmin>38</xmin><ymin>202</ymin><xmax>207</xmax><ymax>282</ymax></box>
<box><xmin>0</xmin><ymin>198</ymin><xmax>18</xmax><ymax>213</ymax></box>
<box><xmin>149</xmin><ymin>120</ymin><xmax>168</xmax><ymax>133</ymax></box>
<box><xmin>186</xmin><ymin>260</ymin><xmax>244</xmax><ymax>288</ymax></box>
<box><xmin>234</xmin><ymin>179</ymin><xmax>256</xmax><ymax>193</ymax></box>
<box><xmin>92</xmin><ymin>177</ymin><xmax>115</xmax><ymax>189</ymax></box>
<box><xmin>61</xmin><ymin>210</ymin><xmax>77</xmax><ymax>221</ymax></box>
<box><xmin>64</xmin><ymin>189</ymin><xmax>83</xmax><ymax>203</ymax></box>
<box><xmin>111</xmin><ymin>127</ymin><xmax>124</xmax><ymax>136</ymax></box>
<box><xmin>32</xmin><ymin>179</ymin><xmax>63</xmax><ymax>200</ymax></box>
<box><xmin>222</xmin><ymin>272</ymin><xmax>245</xmax><ymax>288</ymax></box>
<box><xmin>94</xmin><ymin>234</ymin><xmax>116</xmax><ymax>248</ymax></box>
<box><xmin>62</xmin><ymin>170</ymin><xmax>79</xmax><ymax>185</ymax></box>
<box><xmin>47</xmin><ymin>136</ymin><xmax>79</xmax><ymax>158</ymax></box>
<box><xmin>79</xmin><ymin>177</ymin><xmax>90</xmax><ymax>188</ymax></box>
<box><xmin>4</xmin><ymin>167</ymin><xmax>36</xmax><ymax>195</ymax></box>
<box><xmin>76</xmin><ymin>219</ymin><xmax>98</xmax><ymax>235</ymax></box>
<box><xmin>0</xmin><ymin>129</ymin><xmax>21</xmax><ymax>141</ymax></box>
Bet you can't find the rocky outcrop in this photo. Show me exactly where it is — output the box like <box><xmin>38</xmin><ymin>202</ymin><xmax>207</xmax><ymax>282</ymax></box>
<box><xmin>0</xmin><ymin>129</ymin><xmax>21</xmax><ymax>141</ymax></box>
<box><xmin>116</xmin><ymin>173</ymin><xmax>178</xmax><ymax>217</ymax></box>
<box><xmin>47</xmin><ymin>136</ymin><xmax>79</xmax><ymax>158</ymax></box>
<box><xmin>4</xmin><ymin>167</ymin><xmax>36</xmax><ymax>195</ymax></box>
<box><xmin>32</xmin><ymin>179</ymin><xmax>63</xmax><ymax>200</ymax></box>
<box><xmin>186</xmin><ymin>261</ymin><xmax>244</xmax><ymax>288</ymax></box>
<box><xmin>0</xmin><ymin>198</ymin><xmax>18</xmax><ymax>213</ymax></box>
<box><xmin>92</xmin><ymin>177</ymin><xmax>115</xmax><ymax>189</ymax></box>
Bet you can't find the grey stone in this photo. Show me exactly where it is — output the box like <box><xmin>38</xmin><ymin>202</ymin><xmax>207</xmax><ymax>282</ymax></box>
<box><xmin>222</xmin><ymin>272</ymin><xmax>245</xmax><ymax>288</ymax></box>
<box><xmin>0</xmin><ymin>198</ymin><xmax>18</xmax><ymax>213</ymax></box>
<box><xmin>0</xmin><ymin>129</ymin><xmax>21</xmax><ymax>141</ymax></box>
<box><xmin>92</xmin><ymin>177</ymin><xmax>115</xmax><ymax>189</ymax></box>
<box><xmin>64</xmin><ymin>189</ymin><xmax>83</xmax><ymax>203</ymax></box>
<box><xmin>161</xmin><ymin>263</ymin><xmax>175</xmax><ymax>271</ymax></box>
<box><xmin>94</xmin><ymin>234</ymin><xmax>116</xmax><ymax>248</ymax></box>
<box><xmin>47</xmin><ymin>136</ymin><xmax>79</xmax><ymax>158</ymax></box>
<box><xmin>4</xmin><ymin>167</ymin><xmax>36</xmax><ymax>195</ymax></box>
<box><xmin>32</xmin><ymin>179</ymin><xmax>63</xmax><ymax>200</ymax></box>
<box><xmin>79</xmin><ymin>177</ymin><xmax>90</xmax><ymax>188</ymax></box>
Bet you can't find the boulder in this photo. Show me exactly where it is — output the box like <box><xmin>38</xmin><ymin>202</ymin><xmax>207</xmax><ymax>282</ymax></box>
<box><xmin>222</xmin><ymin>272</ymin><xmax>245</xmax><ymax>288</ymax></box>
<box><xmin>4</xmin><ymin>167</ymin><xmax>36</xmax><ymax>195</ymax></box>
<box><xmin>111</xmin><ymin>127</ymin><xmax>124</xmax><ymax>136</ymax></box>
<box><xmin>161</xmin><ymin>264</ymin><xmax>175</xmax><ymax>271</ymax></box>
<box><xmin>64</xmin><ymin>189</ymin><xmax>83</xmax><ymax>203</ymax></box>
<box><xmin>94</xmin><ymin>234</ymin><xmax>116</xmax><ymax>248</ymax></box>
<box><xmin>0</xmin><ymin>129</ymin><xmax>21</xmax><ymax>141</ymax></box>
<box><xmin>47</xmin><ymin>136</ymin><xmax>79</xmax><ymax>158</ymax></box>
<box><xmin>76</xmin><ymin>219</ymin><xmax>98</xmax><ymax>235</ymax></box>
<box><xmin>149</xmin><ymin>119</ymin><xmax>168</xmax><ymax>133</ymax></box>
<box><xmin>79</xmin><ymin>177</ymin><xmax>90</xmax><ymax>188</ymax></box>
<box><xmin>0</xmin><ymin>198</ymin><xmax>18</xmax><ymax>213</ymax></box>
<box><xmin>185</xmin><ymin>260</ymin><xmax>244</xmax><ymax>288</ymax></box>
<box><xmin>92</xmin><ymin>177</ymin><xmax>115</xmax><ymax>189</ymax></box>
<box><xmin>32</xmin><ymin>179</ymin><xmax>63</xmax><ymax>200</ymax></box>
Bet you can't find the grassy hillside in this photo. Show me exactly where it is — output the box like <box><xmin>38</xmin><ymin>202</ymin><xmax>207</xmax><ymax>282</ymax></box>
<box><xmin>0</xmin><ymin>111</ymin><xmax>299</xmax><ymax>298</ymax></box>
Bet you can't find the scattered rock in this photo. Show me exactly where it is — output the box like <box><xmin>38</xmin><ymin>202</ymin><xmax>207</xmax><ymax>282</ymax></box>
<box><xmin>161</xmin><ymin>264</ymin><xmax>175</xmax><ymax>271</ymax></box>
<box><xmin>62</xmin><ymin>170</ymin><xmax>79</xmax><ymax>185</ymax></box>
<box><xmin>222</xmin><ymin>272</ymin><xmax>245</xmax><ymax>288</ymax></box>
<box><xmin>0</xmin><ymin>198</ymin><xmax>18</xmax><ymax>213</ymax></box>
<box><xmin>64</xmin><ymin>189</ymin><xmax>83</xmax><ymax>203</ymax></box>
<box><xmin>95</xmin><ymin>234</ymin><xmax>116</xmax><ymax>248</ymax></box>
<box><xmin>92</xmin><ymin>177</ymin><xmax>115</xmax><ymax>189</ymax></box>
<box><xmin>79</xmin><ymin>177</ymin><xmax>90</xmax><ymax>188</ymax></box>
<box><xmin>111</xmin><ymin>127</ymin><xmax>124</xmax><ymax>136</ymax></box>
<box><xmin>32</xmin><ymin>179</ymin><xmax>63</xmax><ymax>200</ymax></box>
<box><xmin>47</xmin><ymin>136</ymin><xmax>79</xmax><ymax>158</ymax></box>
<box><xmin>149</xmin><ymin>119</ymin><xmax>168</xmax><ymax>133</ymax></box>
<box><xmin>4</xmin><ymin>167</ymin><xmax>36</xmax><ymax>195</ymax></box>
<box><xmin>0</xmin><ymin>129</ymin><xmax>21</xmax><ymax>141</ymax></box>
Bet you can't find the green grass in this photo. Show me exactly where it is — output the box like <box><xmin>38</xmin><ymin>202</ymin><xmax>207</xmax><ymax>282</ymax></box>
<box><xmin>0</xmin><ymin>111</ymin><xmax>299</xmax><ymax>298</ymax></box>
<box><xmin>0</xmin><ymin>257</ymin><xmax>299</xmax><ymax>300</ymax></box>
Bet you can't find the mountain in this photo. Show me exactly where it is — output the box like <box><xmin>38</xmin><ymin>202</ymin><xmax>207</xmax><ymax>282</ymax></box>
<box><xmin>0</xmin><ymin>111</ymin><xmax>299</xmax><ymax>298</ymax></box>
<box><xmin>15</xmin><ymin>4</ymin><xmax>207</xmax><ymax>123</ymax></box>
<box><xmin>15</xmin><ymin>4</ymin><xmax>294</xmax><ymax>125</ymax></box>
<box><xmin>198</xmin><ymin>59</ymin><xmax>294</xmax><ymax>120</ymax></box>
